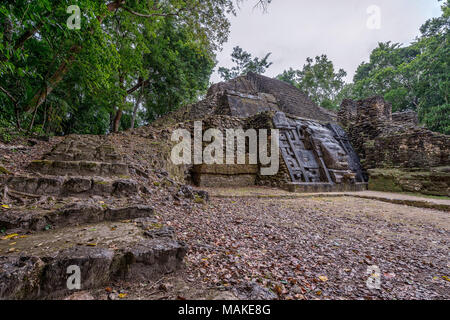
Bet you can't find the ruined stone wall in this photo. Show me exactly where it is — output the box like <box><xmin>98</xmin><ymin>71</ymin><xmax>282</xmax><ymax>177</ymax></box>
<box><xmin>364</xmin><ymin>127</ymin><xmax>450</xmax><ymax>169</ymax></box>
<box><xmin>246</xmin><ymin>72</ymin><xmax>337</xmax><ymax>122</ymax></box>
<box><xmin>245</xmin><ymin>112</ymin><xmax>291</xmax><ymax>188</ymax></box>
<box><xmin>339</xmin><ymin>96</ymin><xmax>450</xmax><ymax>196</ymax></box>
<box><xmin>173</xmin><ymin>111</ymin><xmax>292</xmax><ymax>188</ymax></box>
<box><xmin>153</xmin><ymin>74</ymin><xmax>363</xmax><ymax>189</ymax></box>
<box><xmin>338</xmin><ymin>99</ymin><xmax>358</xmax><ymax>128</ymax></box>
<box><xmin>339</xmin><ymin>97</ymin><xmax>392</xmax><ymax>162</ymax></box>
<box><xmin>203</xmin><ymin>73</ymin><xmax>337</xmax><ymax>123</ymax></box>
<box><xmin>339</xmin><ymin>96</ymin><xmax>449</xmax><ymax>169</ymax></box>
<box><xmin>392</xmin><ymin>110</ymin><xmax>419</xmax><ymax>126</ymax></box>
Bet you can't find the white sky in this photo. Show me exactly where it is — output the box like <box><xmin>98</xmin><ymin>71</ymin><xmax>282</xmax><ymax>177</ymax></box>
<box><xmin>210</xmin><ymin>0</ymin><xmax>443</xmax><ymax>84</ymax></box>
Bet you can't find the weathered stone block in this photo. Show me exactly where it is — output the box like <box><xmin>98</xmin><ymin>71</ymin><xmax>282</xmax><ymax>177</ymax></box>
<box><xmin>368</xmin><ymin>168</ymin><xmax>450</xmax><ymax>196</ymax></box>
<box><xmin>0</xmin><ymin>256</ymin><xmax>45</xmax><ymax>300</ymax></box>
<box><xmin>194</xmin><ymin>174</ymin><xmax>256</xmax><ymax>187</ymax></box>
<box><xmin>193</xmin><ymin>164</ymin><xmax>259</xmax><ymax>175</ymax></box>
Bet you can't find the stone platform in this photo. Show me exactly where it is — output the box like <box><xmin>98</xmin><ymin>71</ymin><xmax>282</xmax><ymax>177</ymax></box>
<box><xmin>192</xmin><ymin>164</ymin><xmax>258</xmax><ymax>187</ymax></box>
<box><xmin>286</xmin><ymin>182</ymin><xmax>368</xmax><ymax>193</ymax></box>
<box><xmin>204</xmin><ymin>187</ymin><xmax>450</xmax><ymax>212</ymax></box>
<box><xmin>368</xmin><ymin>167</ymin><xmax>450</xmax><ymax>197</ymax></box>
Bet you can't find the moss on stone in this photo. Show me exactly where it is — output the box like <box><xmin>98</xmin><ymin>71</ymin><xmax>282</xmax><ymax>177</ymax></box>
<box><xmin>0</xmin><ymin>165</ymin><xmax>11</xmax><ymax>175</ymax></box>
<box><xmin>93</xmin><ymin>180</ymin><xmax>109</xmax><ymax>185</ymax></box>
<box><xmin>368</xmin><ymin>169</ymin><xmax>403</xmax><ymax>192</ymax></box>
<box><xmin>369</xmin><ymin>175</ymin><xmax>403</xmax><ymax>193</ymax></box>
<box><xmin>368</xmin><ymin>168</ymin><xmax>449</xmax><ymax>196</ymax></box>
<box><xmin>81</xmin><ymin>162</ymin><xmax>98</xmax><ymax>169</ymax></box>
<box><xmin>194</xmin><ymin>195</ymin><xmax>206</xmax><ymax>204</ymax></box>
<box><xmin>364</xmin><ymin>140</ymin><xmax>375</xmax><ymax>148</ymax></box>
<box><xmin>30</xmin><ymin>160</ymin><xmax>53</xmax><ymax>166</ymax></box>
<box><xmin>149</xmin><ymin>222</ymin><xmax>164</xmax><ymax>229</ymax></box>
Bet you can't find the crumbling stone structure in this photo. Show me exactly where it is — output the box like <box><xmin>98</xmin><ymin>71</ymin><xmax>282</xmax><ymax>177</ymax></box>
<box><xmin>171</xmin><ymin>72</ymin><xmax>336</xmax><ymax>123</ymax></box>
<box><xmin>0</xmin><ymin>134</ymin><xmax>189</xmax><ymax>299</ymax></box>
<box><xmin>176</xmin><ymin>73</ymin><xmax>367</xmax><ymax>192</ymax></box>
<box><xmin>339</xmin><ymin>97</ymin><xmax>450</xmax><ymax>196</ymax></box>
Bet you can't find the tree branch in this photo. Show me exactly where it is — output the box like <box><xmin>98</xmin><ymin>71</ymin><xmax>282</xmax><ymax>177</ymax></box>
<box><xmin>127</xmin><ymin>78</ymin><xmax>148</xmax><ymax>95</ymax></box>
<box><xmin>121</xmin><ymin>6</ymin><xmax>184</xmax><ymax>18</ymax></box>
<box><xmin>13</xmin><ymin>21</ymin><xmax>44</xmax><ymax>51</ymax></box>
<box><xmin>0</xmin><ymin>85</ymin><xmax>17</xmax><ymax>104</ymax></box>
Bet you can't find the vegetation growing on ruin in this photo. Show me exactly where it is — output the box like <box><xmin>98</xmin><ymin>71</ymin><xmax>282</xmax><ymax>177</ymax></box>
<box><xmin>276</xmin><ymin>0</ymin><xmax>449</xmax><ymax>134</ymax></box>
<box><xmin>0</xmin><ymin>0</ymin><xmax>270</xmax><ymax>135</ymax></box>
<box><xmin>0</xmin><ymin>0</ymin><xmax>448</xmax><ymax>136</ymax></box>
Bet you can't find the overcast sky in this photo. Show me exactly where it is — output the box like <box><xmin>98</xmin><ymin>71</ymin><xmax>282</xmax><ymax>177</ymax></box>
<box><xmin>210</xmin><ymin>0</ymin><xmax>443</xmax><ymax>84</ymax></box>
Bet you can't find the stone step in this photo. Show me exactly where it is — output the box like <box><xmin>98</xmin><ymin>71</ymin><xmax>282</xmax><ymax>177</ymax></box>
<box><xmin>45</xmin><ymin>138</ymin><xmax>122</xmax><ymax>162</ymax></box>
<box><xmin>1</xmin><ymin>175</ymin><xmax>141</xmax><ymax>198</ymax></box>
<box><xmin>0</xmin><ymin>203</ymin><xmax>154</xmax><ymax>233</ymax></box>
<box><xmin>27</xmin><ymin>160</ymin><xmax>129</xmax><ymax>177</ymax></box>
<box><xmin>44</xmin><ymin>151</ymin><xmax>122</xmax><ymax>162</ymax></box>
<box><xmin>0</xmin><ymin>219</ymin><xmax>187</xmax><ymax>299</ymax></box>
<box><xmin>286</xmin><ymin>182</ymin><xmax>368</xmax><ymax>193</ymax></box>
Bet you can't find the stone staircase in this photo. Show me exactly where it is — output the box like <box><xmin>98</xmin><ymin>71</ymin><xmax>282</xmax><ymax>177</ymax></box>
<box><xmin>0</xmin><ymin>135</ymin><xmax>187</xmax><ymax>300</ymax></box>
<box><xmin>1</xmin><ymin>135</ymin><xmax>142</xmax><ymax>198</ymax></box>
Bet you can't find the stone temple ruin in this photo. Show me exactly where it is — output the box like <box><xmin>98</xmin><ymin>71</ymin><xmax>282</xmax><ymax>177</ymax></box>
<box><xmin>173</xmin><ymin>72</ymin><xmax>368</xmax><ymax>192</ymax></box>
<box><xmin>172</xmin><ymin>72</ymin><xmax>449</xmax><ymax>196</ymax></box>
<box><xmin>340</xmin><ymin>97</ymin><xmax>449</xmax><ymax>196</ymax></box>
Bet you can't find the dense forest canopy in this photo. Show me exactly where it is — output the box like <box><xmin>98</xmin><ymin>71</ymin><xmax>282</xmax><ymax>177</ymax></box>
<box><xmin>0</xmin><ymin>0</ymin><xmax>448</xmax><ymax>136</ymax></box>
<box><xmin>277</xmin><ymin>55</ymin><xmax>347</xmax><ymax>111</ymax></box>
<box><xmin>347</xmin><ymin>1</ymin><xmax>449</xmax><ymax>135</ymax></box>
<box><xmin>0</xmin><ymin>0</ymin><xmax>270</xmax><ymax>135</ymax></box>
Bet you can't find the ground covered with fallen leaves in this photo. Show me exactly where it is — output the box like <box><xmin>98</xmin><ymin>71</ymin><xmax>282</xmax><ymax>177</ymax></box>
<box><xmin>101</xmin><ymin>193</ymin><xmax>449</xmax><ymax>300</ymax></box>
<box><xmin>0</xmin><ymin>135</ymin><xmax>62</xmax><ymax>174</ymax></box>
<box><xmin>2</xmin><ymin>134</ymin><xmax>449</xmax><ymax>300</ymax></box>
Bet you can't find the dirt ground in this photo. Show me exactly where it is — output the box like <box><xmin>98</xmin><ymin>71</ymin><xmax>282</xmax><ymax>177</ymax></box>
<box><xmin>2</xmin><ymin>137</ymin><xmax>448</xmax><ymax>300</ymax></box>
<box><xmin>93</xmin><ymin>194</ymin><xmax>449</xmax><ymax>300</ymax></box>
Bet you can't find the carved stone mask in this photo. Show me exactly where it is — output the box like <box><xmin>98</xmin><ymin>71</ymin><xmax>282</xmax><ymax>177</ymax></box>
<box><xmin>303</xmin><ymin>123</ymin><xmax>349</xmax><ymax>170</ymax></box>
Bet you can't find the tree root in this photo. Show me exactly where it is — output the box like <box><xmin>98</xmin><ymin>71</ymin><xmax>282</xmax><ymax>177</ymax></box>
<box><xmin>0</xmin><ymin>185</ymin><xmax>43</xmax><ymax>206</ymax></box>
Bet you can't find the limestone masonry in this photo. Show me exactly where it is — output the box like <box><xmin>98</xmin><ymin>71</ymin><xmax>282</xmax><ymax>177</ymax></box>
<box><xmin>339</xmin><ymin>97</ymin><xmax>449</xmax><ymax>196</ymax></box>
<box><xmin>175</xmin><ymin>73</ymin><xmax>367</xmax><ymax>192</ymax></box>
<box><xmin>172</xmin><ymin>73</ymin><xmax>449</xmax><ymax>196</ymax></box>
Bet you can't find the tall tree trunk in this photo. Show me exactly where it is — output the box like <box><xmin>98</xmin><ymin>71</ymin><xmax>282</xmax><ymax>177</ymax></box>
<box><xmin>45</xmin><ymin>105</ymin><xmax>53</xmax><ymax>134</ymax></box>
<box><xmin>131</xmin><ymin>85</ymin><xmax>144</xmax><ymax>129</ymax></box>
<box><xmin>109</xmin><ymin>112</ymin><xmax>115</xmax><ymax>133</ymax></box>
<box><xmin>25</xmin><ymin>1</ymin><xmax>124</xmax><ymax>113</ymax></box>
<box><xmin>26</xmin><ymin>46</ymin><xmax>80</xmax><ymax>112</ymax></box>
<box><xmin>112</xmin><ymin>74</ymin><xmax>126</xmax><ymax>133</ymax></box>
<box><xmin>15</xmin><ymin>108</ymin><xmax>21</xmax><ymax>130</ymax></box>
<box><xmin>42</xmin><ymin>103</ymin><xmax>47</xmax><ymax>133</ymax></box>
<box><xmin>113</xmin><ymin>109</ymin><xmax>123</xmax><ymax>132</ymax></box>
<box><xmin>28</xmin><ymin>102</ymin><xmax>39</xmax><ymax>133</ymax></box>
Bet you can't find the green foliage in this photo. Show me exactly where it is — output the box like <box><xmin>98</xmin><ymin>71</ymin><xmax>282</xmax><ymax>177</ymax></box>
<box><xmin>141</xmin><ymin>18</ymin><xmax>215</xmax><ymax>122</ymax></box>
<box><xmin>0</xmin><ymin>0</ymin><xmax>271</xmax><ymax>134</ymax></box>
<box><xmin>350</xmin><ymin>42</ymin><xmax>421</xmax><ymax>112</ymax></box>
<box><xmin>218</xmin><ymin>46</ymin><xmax>273</xmax><ymax>81</ymax></box>
<box><xmin>348</xmin><ymin>0</ymin><xmax>449</xmax><ymax>134</ymax></box>
<box><xmin>275</xmin><ymin>1</ymin><xmax>448</xmax><ymax>133</ymax></box>
<box><xmin>277</xmin><ymin>55</ymin><xmax>347</xmax><ymax>110</ymax></box>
